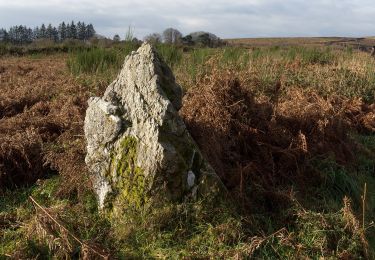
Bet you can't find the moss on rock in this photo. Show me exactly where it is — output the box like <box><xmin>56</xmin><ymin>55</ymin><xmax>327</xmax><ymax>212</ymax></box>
<box><xmin>105</xmin><ymin>136</ymin><xmax>149</xmax><ymax>215</ymax></box>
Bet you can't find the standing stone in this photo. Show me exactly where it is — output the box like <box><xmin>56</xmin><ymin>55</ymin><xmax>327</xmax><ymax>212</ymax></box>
<box><xmin>84</xmin><ymin>43</ymin><xmax>224</xmax><ymax>213</ymax></box>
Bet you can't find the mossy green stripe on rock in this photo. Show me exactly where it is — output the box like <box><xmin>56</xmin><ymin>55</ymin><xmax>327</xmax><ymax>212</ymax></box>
<box><xmin>106</xmin><ymin>136</ymin><xmax>148</xmax><ymax>214</ymax></box>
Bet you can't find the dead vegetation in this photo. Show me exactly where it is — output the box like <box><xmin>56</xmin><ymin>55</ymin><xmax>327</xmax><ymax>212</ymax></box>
<box><xmin>181</xmin><ymin>69</ymin><xmax>373</xmax><ymax>192</ymax></box>
<box><xmin>0</xmin><ymin>46</ymin><xmax>374</xmax><ymax>258</ymax></box>
<box><xmin>0</xmin><ymin>56</ymin><xmax>90</xmax><ymax>194</ymax></box>
<box><xmin>180</xmin><ymin>69</ymin><xmax>375</xmax><ymax>257</ymax></box>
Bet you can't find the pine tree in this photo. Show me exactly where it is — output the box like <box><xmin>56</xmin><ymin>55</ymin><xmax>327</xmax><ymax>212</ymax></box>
<box><xmin>70</xmin><ymin>21</ymin><xmax>77</xmax><ymax>39</ymax></box>
<box><xmin>7</xmin><ymin>27</ymin><xmax>14</xmax><ymax>43</ymax></box>
<box><xmin>77</xmin><ymin>21</ymin><xmax>86</xmax><ymax>40</ymax></box>
<box><xmin>33</xmin><ymin>27</ymin><xmax>40</xmax><ymax>40</ymax></box>
<box><xmin>10</xmin><ymin>26</ymin><xmax>20</xmax><ymax>43</ymax></box>
<box><xmin>26</xmin><ymin>27</ymin><xmax>33</xmax><ymax>43</ymax></box>
<box><xmin>6</xmin><ymin>25</ymin><xmax>32</xmax><ymax>44</ymax></box>
<box><xmin>3</xmin><ymin>21</ymin><xmax>96</xmax><ymax>43</ymax></box>
<box><xmin>4</xmin><ymin>29</ymin><xmax>9</xmax><ymax>42</ymax></box>
<box><xmin>81</xmin><ymin>22</ymin><xmax>86</xmax><ymax>40</ymax></box>
<box><xmin>58</xmin><ymin>22</ymin><xmax>66</xmax><ymax>41</ymax></box>
<box><xmin>11</xmin><ymin>26</ymin><xmax>17</xmax><ymax>43</ymax></box>
<box><xmin>86</xmin><ymin>24</ymin><xmax>95</xmax><ymax>39</ymax></box>
<box><xmin>40</xmin><ymin>24</ymin><xmax>46</xmax><ymax>39</ymax></box>
<box><xmin>52</xmin><ymin>27</ymin><xmax>58</xmax><ymax>42</ymax></box>
<box><xmin>65</xmin><ymin>23</ymin><xmax>71</xmax><ymax>39</ymax></box>
<box><xmin>46</xmin><ymin>23</ymin><xmax>54</xmax><ymax>40</ymax></box>
<box><xmin>0</xmin><ymin>28</ymin><xmax>8</xmax><ymax>42</ymax></box>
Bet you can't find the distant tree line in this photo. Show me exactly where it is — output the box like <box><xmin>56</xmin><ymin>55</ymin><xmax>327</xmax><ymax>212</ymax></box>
<box><xmin>144</xmin><ymin>28</ymin><xmax>225</xmax><ymax>47</ymax></box>
<box><xmin>0</xmin><ymin>21</ymin><xmax>95</xmax><ymax>44</ymax></box>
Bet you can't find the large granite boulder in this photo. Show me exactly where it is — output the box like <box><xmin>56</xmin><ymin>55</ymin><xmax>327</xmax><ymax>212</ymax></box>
<box><xmin>84</xmin><ymin>43</ymin><xmax>224</xmax><ymax>213</ymax></box>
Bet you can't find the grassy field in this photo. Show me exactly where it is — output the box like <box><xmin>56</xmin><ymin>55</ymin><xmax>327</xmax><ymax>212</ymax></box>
<box><xmin>227</xmin><ymin>36</ymin><xmax>375</xmax><ymax>50</ymax></box>
<box><xmin>1</xmin><ymin>41</ymin><xmax>375</xmax><ymax>259</ymax></box>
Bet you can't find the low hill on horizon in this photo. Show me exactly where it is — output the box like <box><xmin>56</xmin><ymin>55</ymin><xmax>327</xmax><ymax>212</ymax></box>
<box><xmin>226</xmin><ymin>36</ymin><xmax>375</xmax><ymax>50</ymax></box>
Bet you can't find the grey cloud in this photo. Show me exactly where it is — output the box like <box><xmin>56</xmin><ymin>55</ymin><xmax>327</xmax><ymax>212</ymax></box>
<box><xmin>0</xmin><ymin>0</ymin><xmax>374</xmax><ymax>39</ymax></box>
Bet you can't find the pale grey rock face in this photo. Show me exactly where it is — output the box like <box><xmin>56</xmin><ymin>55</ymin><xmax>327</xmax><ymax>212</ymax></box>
<box><xmin>84</xmin><ymin>43</ymin><xmax>223</xmax><ymax>211</ymax></box>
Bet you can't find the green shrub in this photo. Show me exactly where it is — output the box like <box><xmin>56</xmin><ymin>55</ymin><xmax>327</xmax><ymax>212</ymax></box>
<box><xmin>115</xmin><ymin>41</ymin><xmax>140</xmax><ymax>57</ymax></box>
<box><xmin>156</xmin><ymin>44</ymin><xmax>183</xmax><ymax>67</ymax></box>
<box><xmin>67</xmin><ymin>48</ymin><xmax>122</xmax><ymax>75</ymax></box>
<box><xmin>0</xmin><ymin>43</ymin><xmax>8</xmax><ymax>56</ymax></box>
<box><xmin>221</xmin><ymin>47</ymin><xmax>249</xmax><ymax>68</ymax></box>
<box><xmin>299</xmin><ymin>47</ymin><xmax>336</xmax><ymax>65</ymax></box>
<box><xmin>311</xmin><ymin>156</ymin><xmax>361</xmax><ymax>207</ymax></box>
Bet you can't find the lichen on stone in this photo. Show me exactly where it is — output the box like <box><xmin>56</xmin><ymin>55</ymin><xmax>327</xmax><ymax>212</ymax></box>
<box><xmin>106</xmin><ymin>136</ymin><xmax>148</xmax><ymax>213</ymax></box>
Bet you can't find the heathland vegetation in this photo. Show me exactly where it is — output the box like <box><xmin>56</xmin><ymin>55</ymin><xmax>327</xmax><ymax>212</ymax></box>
<box><xmin>0</xmin><ymin>32</ymin><xmax>375</xmax><ymax>258</ymax></box>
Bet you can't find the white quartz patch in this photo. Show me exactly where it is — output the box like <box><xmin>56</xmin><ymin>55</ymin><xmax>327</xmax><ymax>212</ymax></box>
<box><xmin>187</xmin><ymin>170</ymin><xmax>196</xmax><ymax>188</ymax></box>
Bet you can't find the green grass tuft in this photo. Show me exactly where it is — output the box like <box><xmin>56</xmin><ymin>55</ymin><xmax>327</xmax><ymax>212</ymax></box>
<box><xmin>67</xmin><ymin>48</ymin><xmax>121</xmax><ymax>75</ymax></box>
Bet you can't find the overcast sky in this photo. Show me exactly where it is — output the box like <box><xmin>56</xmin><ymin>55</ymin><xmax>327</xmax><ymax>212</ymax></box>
<box><xmin>1</xmin><ymin>0</ymin><xmax>375</xmax><ymax>39</ymax></box>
